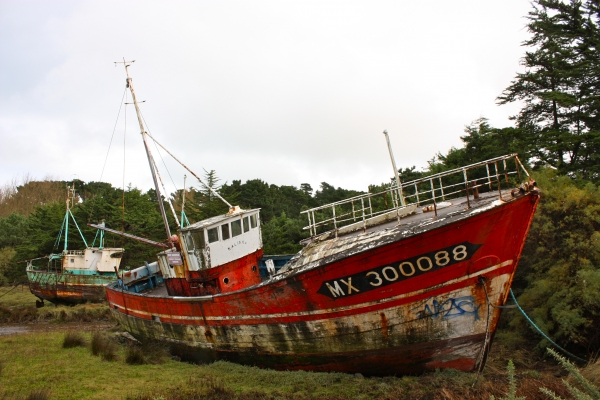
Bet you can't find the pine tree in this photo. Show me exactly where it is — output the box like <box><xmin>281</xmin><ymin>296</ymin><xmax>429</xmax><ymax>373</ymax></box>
<box><xmin>498</xmin><ymin>0</ymin><xmax>600</xmax><ymax>181</ymax></box>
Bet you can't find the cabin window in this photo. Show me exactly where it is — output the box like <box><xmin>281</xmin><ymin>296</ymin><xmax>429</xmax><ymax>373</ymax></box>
<box><xmin>191</xmin><ymin>230</ymin><xmax>206</xmax><ymax>249</ymax></box>
<box><xmin>185</xmin><ymin>234</ymin><xmax>194</xmax><ymax>249</ymax></box>
<box><xmin>207</xmin><ymin>227</ymin><xmax>219</xmax><ymax>243</ymax></box>
<box><xmin>250</xmin><ymin>214</ymin><xmax>257</xmax><ymax>228</ymax></box>
<box><xmin>243</xmin><ymin>217</ymin><xmax>250</xmax><ymax>233</ymax></box>
<box><xmin>231</xmin><ymin>219</ymin><xmax>242</xmax><ymax>237</ymax></box>
<box><xmin>221</xmin><ymin>224</ymin><xmax>230</xmax><ymax>240</ymax></box>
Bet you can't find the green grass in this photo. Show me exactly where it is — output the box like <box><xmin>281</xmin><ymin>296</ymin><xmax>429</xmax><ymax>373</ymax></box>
<box><xmin>0</xmin><ymin>329</ymin><xmax>580</xmax><ymax>400</ymax></box>
<box><xmin>0</xmin><ymin>286</ymin><xmax>111</xmax><ymax>323</ymax></box>
<box><xmin>0</xmin><ymin>284</ymin><xmax>38</xmax><ymax>308</ymax></box>
<box><xmin>0</xmin><ymin>331</ymin><xmax>199</xmax><ymax>399</ymax></box>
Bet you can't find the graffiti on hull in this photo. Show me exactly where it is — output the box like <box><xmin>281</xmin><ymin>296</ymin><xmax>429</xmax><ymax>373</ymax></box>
<box><xmin>411</xmin><ymin>295</ymin><xmax>480</xmax><ymax>321</ymax></box>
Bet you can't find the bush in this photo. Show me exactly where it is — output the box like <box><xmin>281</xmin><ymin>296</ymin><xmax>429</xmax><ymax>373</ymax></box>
<box><xmin>125</xmin><ymin>340</ymin><xmax>169</xmax><ymax>365</ymax></box>
<box><xmin>62</xmin><ymin>331</ymin><xmax>86</xmax><ymax>348</ymax></box>
<box><xmin>25</xmin><ymin>388</ymin><xmax>51</xmax><ymax>400</ymax></box>
<box><xmin>512</xmin><ymin>170</ymin><xmax>600</xmax><ymax>356</ymax></box>
<box><xmin>540</xmin><ymin>348</ymin><xmax>600</xmax><ymax>400</ymax></box>
<box><xmin>90</xmin><ymin>331</ymin><xmax>118</xmax><ymax>361</ymax></box>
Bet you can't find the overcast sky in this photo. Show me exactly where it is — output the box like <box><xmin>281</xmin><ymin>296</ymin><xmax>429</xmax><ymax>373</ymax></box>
<box><xmin>0</xmin><ymin>1</ymin><xmax>532</xmax><ymax>196</ymax></box>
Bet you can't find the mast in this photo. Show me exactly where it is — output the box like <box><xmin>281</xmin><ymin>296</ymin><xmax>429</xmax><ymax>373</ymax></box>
<box><xmin>117</xmin><ymin>59</ymin><xmax>173</xmax><ymax>245</ymax></box>
<box><xmin>181</xmin><ymin>174</ymin><xmax>187</xmax><ymax>228</ymax></box>
<box><xmin>383</xmin><ymin>130</ymin><xmax>405</xmax><ymax>207</ymax></box>
<box><xmin>63</xmin><ymin>183</ymin><xmax>75</xmax><ymax>251</ymax></box>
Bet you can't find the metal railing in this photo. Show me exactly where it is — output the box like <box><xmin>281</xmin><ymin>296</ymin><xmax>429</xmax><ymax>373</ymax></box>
<box><xmin>301</xmin><ymin>154</ymin><xmax>529</xmax><ymax>238</ymax></box>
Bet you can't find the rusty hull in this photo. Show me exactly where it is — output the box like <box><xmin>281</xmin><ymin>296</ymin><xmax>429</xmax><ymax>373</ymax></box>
<box><xmin>106</xmin><ymin>190</ymin><xmax>540</xmax><ymax>375</ymax></box>
<box><xmin>27</xmin><ymin>270</ymin><xmax>115</xmax><ymax>304</ymax></box>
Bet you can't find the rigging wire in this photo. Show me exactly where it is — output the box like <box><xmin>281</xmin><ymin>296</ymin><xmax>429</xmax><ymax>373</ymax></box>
<box><xmin>122</xmin><ymin>90</ymin><xmax>127</xmax><ymax>248</ymax></box>
<box><xmin>139</xmin><ymin>110</ymin><xmax>179</xmax><ymax>192</ymax></box>
<box><xmin>100</xmin><ymin>86</ymin><xmax>128</xmax><ymax>182</ymax></box>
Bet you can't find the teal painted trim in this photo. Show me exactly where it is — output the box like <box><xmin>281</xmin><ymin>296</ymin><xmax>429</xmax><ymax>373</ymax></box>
<box><xmin>64</xmin><ymin>269</ymin><xmax>117</xmax><ymax>277</ymax></box>
<box><xmin>69</xmin><ymin>210</ymin><xmax>88</xmax><ymax>247</ymax></box>
<box><xmin>510</xmin><ymin>289</ymin><xmax>587</xmax><ymax>363</ymax></box>
<box><xmin>54</xmin><ymin>213</ymin><xmax>66</xmax><ymax>250</ymax></box>
<box><xmin>92</xmin><ymin>229</ymin><xmax>100</xmax><ymax>247</ymax></box>
<box><xmin>63</xmin><ymin>211</ymin><xmax>70</xmax><ymax>251</ymax></box>
<box><xmin>28</xmin><ymin>270</ymin><xmax>117</xmax><ymax>285</ymax></box>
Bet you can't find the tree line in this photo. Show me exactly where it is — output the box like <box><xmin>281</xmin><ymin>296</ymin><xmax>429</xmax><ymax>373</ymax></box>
<box><xmin>0</xmin><ymin>0</ymin><xmax>598</xmax><ymax>359</ymax></box>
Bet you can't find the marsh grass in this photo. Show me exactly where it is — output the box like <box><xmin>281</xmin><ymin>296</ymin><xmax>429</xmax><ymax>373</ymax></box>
<box><xmin>125</xmin><ymin>340</ymin><xmax>169</xmax><ymax>365</ymax></box>
<box><xmin>0</xmin><ymin>288</ymin><xmax>111</xmax><ymax>324</ymax></box>
<box><xmin>0</xmin><ymin>303</ymin><xmax>111</xmax><ymax>324</ymax></box>
<box><xmin>62</xmin><ymin>331</ymin><xmax>87</xmax><ymax>348</ymax></box>
<box><xmin>25</xmin><ymin>388</ymin><xmax>51</xmax><ymax>400</ymax></box>
<box><xmin>0</xmin><ymin>329</ymin><xmax>584</xmax><ymax>400</ymax></box>
<box><xmin>91</xmin><ymin>331</ymin><xmax>118</xmax><ymax>361</ymax></box>
<box><xmin>0</xmin><ymin>284</ymin><xmax>37</xmax><ymax>308</ymax></box>
<box><xmin>582</xmin><ymin>357</ymin><xmax>600</xmax><ymax>386</ymax></box>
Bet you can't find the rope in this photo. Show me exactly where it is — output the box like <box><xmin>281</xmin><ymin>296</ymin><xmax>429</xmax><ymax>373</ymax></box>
<box><xmin>509</xmin><ymin>289</ymin><xmax>588</xmax><ymax>363</ymax></box>
<box><xmin>0</xmin><ymin>283</ymin><xmax>24</xmax><ymax>300</ymax></box>
<box><xmin>100</xmin><ymin>86</ymin><xmax>127</xmax><ymax>182</ymax></box>
<box><xmin>140</xmin><ymin>110</ymin><xmax>178</xmax><ymax>191</ymax></box>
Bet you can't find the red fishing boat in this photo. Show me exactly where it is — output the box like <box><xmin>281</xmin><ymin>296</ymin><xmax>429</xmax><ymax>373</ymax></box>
<box><xmin>104</xmin><ymin>61</ymin><xmax>540</xmax><ymax>375</ymax></box>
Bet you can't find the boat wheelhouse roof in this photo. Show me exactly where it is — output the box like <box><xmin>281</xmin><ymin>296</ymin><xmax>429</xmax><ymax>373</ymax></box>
<box><xmin>181</xmin><ymin>208</ymin><xmax>261</xmax><ymax>231</ymax></box>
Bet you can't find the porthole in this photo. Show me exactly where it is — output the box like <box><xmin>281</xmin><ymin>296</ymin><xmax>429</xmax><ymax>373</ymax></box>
<box><xmin>223</xmin><ymin>277</ymin><xmax>230</xmax><ymax>284</ymax></box>
<box><xmin>251</xmin><ymin>265</ymin><xmax>257</xmax><ymax>272</ymax></box>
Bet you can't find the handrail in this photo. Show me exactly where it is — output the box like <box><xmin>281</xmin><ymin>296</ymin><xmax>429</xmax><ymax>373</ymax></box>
<box><xmin>301</xmin><ymin>154</ymin><xmax>528</xmax><ymax>237</ymax></box>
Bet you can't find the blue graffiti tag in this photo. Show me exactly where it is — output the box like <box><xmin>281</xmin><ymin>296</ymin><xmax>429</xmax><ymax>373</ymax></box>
<box><xmin>411</xmin><ymin>295</ymin><xmax>480</xmax><ymax>321</ymax></box>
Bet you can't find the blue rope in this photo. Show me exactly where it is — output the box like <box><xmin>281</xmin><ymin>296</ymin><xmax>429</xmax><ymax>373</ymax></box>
<box><xmin>509</xmin><ymin>289</ymin><xmax>588</xmax><ymax>363</ymax></box>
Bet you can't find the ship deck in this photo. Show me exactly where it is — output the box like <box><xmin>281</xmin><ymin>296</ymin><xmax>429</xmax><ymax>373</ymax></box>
<box><xmin>123</xmin><ymin>188</ymin><xmax>516</xmax><ymax>299</ymax></box>
<box><xmin>327</xmin><ymin>188</ymin><xmax>511</xmax><ymax>240</ymax></box>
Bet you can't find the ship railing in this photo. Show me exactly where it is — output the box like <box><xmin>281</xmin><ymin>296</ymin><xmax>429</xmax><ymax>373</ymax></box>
<box><xmin>301</xmin><ymin>154</ymin><xmax>529</xmax><ymax>238</ymax></box>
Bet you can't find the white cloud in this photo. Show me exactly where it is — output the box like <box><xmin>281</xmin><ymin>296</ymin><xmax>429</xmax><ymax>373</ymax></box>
<box><xmin>0</xmin><ymin>0</ymin><xmax>531</xmax><ymax>197</ymax></box>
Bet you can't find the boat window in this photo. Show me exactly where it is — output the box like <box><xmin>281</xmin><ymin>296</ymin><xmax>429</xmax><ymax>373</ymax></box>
<box><xmin>192</xmin><ymin>230</ymin><xmax>206</xmax><ymax>249</ymax></box>
<box><xmin>221</xmin><ymin>224</ymin><xmax>230</xmax><ymax>240</ymax></box>
<box><xmin>207</xmin><ymin>227</ymin><xmax>219</xmax><ymax>243</ymax></box>
<box><xmin>250</xmin><ymin>214</ymin><xmax>257</xmax><ymax>228</ymax></box>
<box><xmin>185</xmin><ymin>233</ymin><xmax>194</xmax><ymax>250</ymax></box>
<box><xmin>243</xmin><ymin>216</ymin><xmax>250</xmax><ymax>233</ymax></box>
<box><xmin>231</xmin><ymin>219</ymin><xmax>242</xmax><ymax>237</ymax></box>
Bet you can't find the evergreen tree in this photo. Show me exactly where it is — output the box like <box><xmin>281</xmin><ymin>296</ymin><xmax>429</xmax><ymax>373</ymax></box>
<box><xmin>498</xmin><ymin>0</ymin><xmax>600</xmax><ymax>181</ymax></box>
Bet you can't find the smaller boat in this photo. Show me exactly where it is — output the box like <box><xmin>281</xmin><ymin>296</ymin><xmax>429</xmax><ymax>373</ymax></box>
<box><xmin>26</xmin><ymin>183</ymin><xmax>124</xmax><ymax>306</ymax></box>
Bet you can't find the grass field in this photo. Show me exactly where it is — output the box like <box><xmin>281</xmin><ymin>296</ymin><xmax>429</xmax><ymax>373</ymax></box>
<box><xmin>0</xmin><ymin>285</ymin><xmax>111</xmax><ymax>324</ymax></box>
<box><xmin>0</xmin><ymin>285</ymin><xmax>38</xmax><ymax>308</ymax></box>
<box><xmin>0</xmin><ymin>287</ymin><xmax>597</xmax><ymax>400</ymax></box>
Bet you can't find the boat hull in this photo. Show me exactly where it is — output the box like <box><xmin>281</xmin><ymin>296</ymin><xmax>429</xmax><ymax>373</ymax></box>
<box><xmin>27</xmin><ymin>270</ymin><xmax>116</xmax><ymax>305</ymax></box>
<box><xmin>106</xmin><ymin>192</ymin><xmax>539</xmax><ymax>375</ymax></box>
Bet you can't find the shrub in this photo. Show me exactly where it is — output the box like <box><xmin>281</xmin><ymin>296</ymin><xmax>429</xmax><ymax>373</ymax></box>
<box><xmin>90</xmin><ymin>331</ymin><xmax>118</xmax><ymax>361</ymax></box>
<box><xmin>490</xmin><ymin>360</ymin><xmax>526</xmax><ymax>400</ymax></box>
<box><xmin>62</xmin><ymin>331</ymin><xmax>86</xmax><ymax>348</ymax></box>
<box><xmin>125</xmin><ymin>340</ymin><xmax>169</xmax><ymax>365</ymax></box>
<box><xmin>540</xmin><ymin>348</ymin><xmax>600</xmax><ymax>400</ymax></box>
<box><xmin>25</xmin><ymin>388</ymin><xmax>51</xmax><ymax>400</ymax></box>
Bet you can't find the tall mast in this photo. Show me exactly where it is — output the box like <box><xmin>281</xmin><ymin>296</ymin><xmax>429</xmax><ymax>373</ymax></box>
<box><xmin>383</xmin><ymin>130</ymin><xmax>405</xmax><ymax>207</ymax></box>
<box><xmin>117</xmin><ymin>59</ymin><xmax>173</xmax><ymax>244</ymax></box>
